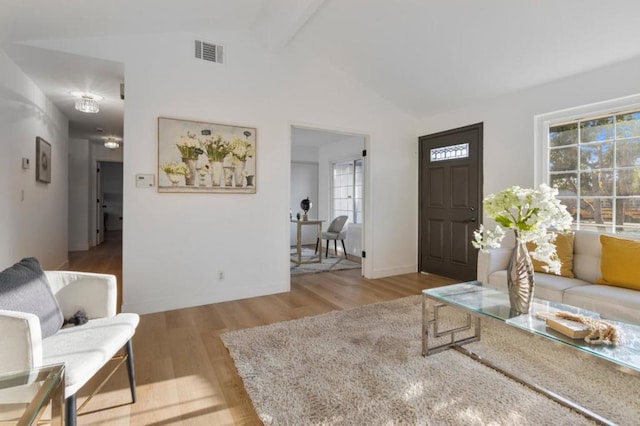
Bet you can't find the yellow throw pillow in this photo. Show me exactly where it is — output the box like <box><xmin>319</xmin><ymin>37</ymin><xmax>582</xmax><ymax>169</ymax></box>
<box><xmin>596</xmin><ymin>235</ymin><xmax>640</xmax><ymax>290</ymax></box>
<box><xmin>526</xmin><ymin>232</ymin><xmax>575</xmax><ymax>278</ymax></box>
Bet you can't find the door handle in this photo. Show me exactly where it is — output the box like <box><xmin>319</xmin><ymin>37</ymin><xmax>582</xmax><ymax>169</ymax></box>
<box><xmin>466</xmin><ymin>217</ymin><xmax>476</xmax><ymax>223</ymax></box>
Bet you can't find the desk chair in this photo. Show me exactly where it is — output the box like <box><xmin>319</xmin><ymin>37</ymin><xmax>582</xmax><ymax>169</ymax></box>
<box><xmin>315</xmin><ymin>215</ymin><xmax>348</xmax><ymax>258</ymax></box>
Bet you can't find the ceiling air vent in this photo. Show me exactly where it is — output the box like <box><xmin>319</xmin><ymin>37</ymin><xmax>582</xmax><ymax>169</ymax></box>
<box><xmin>195</xmin><ymin>40</ymin><xmax>224</xmax><ymax>64</ymax></box>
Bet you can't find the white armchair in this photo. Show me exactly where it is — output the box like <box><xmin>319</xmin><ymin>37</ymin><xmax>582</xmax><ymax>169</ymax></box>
<box><xmin>0</xmin><ymin>269</ymin><xmax>139</xmax><ymax>426</ymax></box>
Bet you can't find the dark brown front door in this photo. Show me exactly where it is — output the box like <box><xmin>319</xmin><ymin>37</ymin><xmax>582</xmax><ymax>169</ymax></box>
<box><xmin>419</xmin><ymin>123</ymin><xmax>483</xmax><ymax>281</ymax></box>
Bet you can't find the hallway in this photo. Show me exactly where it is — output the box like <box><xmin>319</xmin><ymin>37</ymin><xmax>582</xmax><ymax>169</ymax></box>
<box><xmin>68</xmin><ymin>230</ymin><xmax>123</xmax><ymax>309</ymax></box>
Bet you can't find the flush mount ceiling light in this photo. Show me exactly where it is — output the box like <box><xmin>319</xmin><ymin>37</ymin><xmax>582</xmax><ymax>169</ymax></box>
<box><xmin>104</xmin><ymin>137</ymin><xmax>120</xmax><ymax>149</ymax></box>
<box><xmin>70</xmin><ymin>91</ymin><xmax>103</xmax><ymax>114</ymax></box>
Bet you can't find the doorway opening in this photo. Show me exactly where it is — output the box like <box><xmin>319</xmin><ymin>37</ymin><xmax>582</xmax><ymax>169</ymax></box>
<box><xmin>96</xmin><ymin>161</ymin><xmax>124</xmax><ymax>245</ymax></box>
<box><xmin>290</xmin><ymin>126</ymin><xmax>367</xmax><ymax>276</ymax></box>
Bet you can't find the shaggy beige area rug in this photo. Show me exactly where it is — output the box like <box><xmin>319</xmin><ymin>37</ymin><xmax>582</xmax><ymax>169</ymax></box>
<box><xmin>221</xmin><ymin>296</ymin><xmax>640</xmax><ymax>425</ymax></box>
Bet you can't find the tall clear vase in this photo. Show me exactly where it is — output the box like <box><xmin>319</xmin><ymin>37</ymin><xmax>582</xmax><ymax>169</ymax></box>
<box><xmin>234</xmin><ymin>160</ymin><xmax>246</xmax><ymax>187</ymax></box>
<box><xmin>209</xmin><ymin>160</ymin><xmax>223</xmax><ymax>187</ymax></box>
<box><xmin>223</xmin><ymin>166</ymin><xmax>235</xmax><ymax>187</ymax></box>
<box><xmin>507</xmin><ymin>236</ymin><xmax>535</xmax><ymax>314</ymax></box>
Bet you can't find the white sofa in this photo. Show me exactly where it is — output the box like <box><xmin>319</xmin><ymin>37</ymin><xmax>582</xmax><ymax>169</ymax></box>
<box><xmin>0</xmin><ymin>270</ymin><xmax>139</xmax><ymax>426</ymax></box>
<box><xmin>477</xmin><ymin>229</ymin><xmax>640</xmax><ymax>325</ymax></box>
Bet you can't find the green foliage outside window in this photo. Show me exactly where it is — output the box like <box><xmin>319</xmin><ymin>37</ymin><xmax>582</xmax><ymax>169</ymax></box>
<box><xmin>548</xmin><ymin>110</ymin><xmax>640</xmax><ymax>233</ymax></box>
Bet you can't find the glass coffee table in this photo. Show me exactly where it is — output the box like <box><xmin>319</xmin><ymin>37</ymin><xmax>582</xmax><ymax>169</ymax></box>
<box><xmin>422</xmin><ymin>281</ymin><xmax>640</xmax><ymax>425</ymax></box>
<box><xmin>0</xmin><ymin>364</ymin><xmax>65</xmax><ymax>426</ymax></box>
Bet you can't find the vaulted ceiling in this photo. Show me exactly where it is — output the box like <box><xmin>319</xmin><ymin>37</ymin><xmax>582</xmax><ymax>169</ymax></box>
<box><xmin>3</xmin><ymin>0</ymin><xmax>640</xmax><ymax>142</ymax></box>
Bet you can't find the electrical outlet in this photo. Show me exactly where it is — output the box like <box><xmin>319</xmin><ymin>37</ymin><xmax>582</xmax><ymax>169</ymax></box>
<box><xmin>218</xmin><ymin>271</ymin><xmax>225</xmax><ymax>281</ymax></box>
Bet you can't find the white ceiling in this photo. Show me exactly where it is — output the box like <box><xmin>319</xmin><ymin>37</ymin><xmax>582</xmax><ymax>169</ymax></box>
<box><xmin>3</xmin><ymin>0</ymin><xmax>640</xmax><ymax>143</ymax></box>
<box><xmin>0</xmin><ymin>0</ymin><xmax>269</xmax><ymax>42</ymax></box>
<box><xmin>293</xmin><ymin>0</ymin><xmax>640</xmax><ymax>117</ymax></box>
<box><xmin>2</xmin><ymin>43</ymin><xmax>125</xmax><ymax>143</ymax></box>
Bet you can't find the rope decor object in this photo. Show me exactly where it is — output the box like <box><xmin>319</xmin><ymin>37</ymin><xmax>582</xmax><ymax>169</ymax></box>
<box><xmin>537</xmin><ymin>311</ymin><xmax>621</xmax><ymax>346</ymax></box>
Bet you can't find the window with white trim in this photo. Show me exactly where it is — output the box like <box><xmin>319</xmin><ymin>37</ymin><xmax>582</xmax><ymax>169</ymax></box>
<box><xmin>332</xmin><ymin>159</ymin><xmax>363</xmax><ymax>224</ymax></box>
<box><xmin>547</xmin><ymin>110</ymin><xmax>640</xmax><ymax>234</ymax></box>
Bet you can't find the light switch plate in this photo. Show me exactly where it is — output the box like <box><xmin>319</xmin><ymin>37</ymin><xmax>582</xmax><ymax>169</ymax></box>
<box><xmin>135</xmin><ymin>174</ymin><xmax>154</xmax><ymax>188</ymax></box>
<box><xmin>22</xmin><ymin>158</ymin><xmax>30</xmax><ymax>169</ymax></box>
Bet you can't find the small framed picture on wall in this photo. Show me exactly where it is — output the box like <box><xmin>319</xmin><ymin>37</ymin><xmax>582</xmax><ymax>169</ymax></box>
<box><xmin>36</xmin><ymin>136</ymin><xmax>51</xmax><ymax>183</ymax></box>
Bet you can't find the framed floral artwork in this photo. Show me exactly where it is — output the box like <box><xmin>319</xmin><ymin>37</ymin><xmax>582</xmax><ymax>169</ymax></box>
<box><xmin>36</xmin><ymin>137</ymin><xmax>51</xmax><ymax>183</ymax></box>
<box><xmin>158</xmin><ymin>117</ymin><xmax>256</xmax><ymax>193</ymax></box>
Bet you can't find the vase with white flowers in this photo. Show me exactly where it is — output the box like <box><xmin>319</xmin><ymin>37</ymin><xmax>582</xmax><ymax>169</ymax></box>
<box><xmin>176</xmin><ymin>132</ymin><xmax>202</xmax><ymax>186</ymax></box>
<box><xmin>161</xmin><ymin>161</ymin><xmax>190</xmax><ymax>187</ymax></box>
<box><xmin>229</xmin><ymin>136</ymin><xmax>255</xmax><ymax>187</ymax></box>
<box><xmin>472</xmin><ymin>184</ymin><xmax>573</xmax><ymax>313</ymax></box>
<box><xmin>176</xmin><ymin>131</ymin><xmax>201</xmax><ymax>159</ymax></box>
<box><xmin>201</xmin><ymin>136</ymin><xmax>231</xmax><ymax>186</ymax></box>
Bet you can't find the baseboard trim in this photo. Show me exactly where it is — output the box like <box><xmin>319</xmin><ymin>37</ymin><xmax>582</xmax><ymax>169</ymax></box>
<box><xmin>68</xmin><ymin>243</ymin><xmax>90</xmax><ymax>252</ymax></box>
<box><xmin>371</xmin><ymin>265</ymin><xmax>417</xmax><ymax>279</ymax></box>
<box><xmin>121</xmin><ymin>282</ymin><xmax>289</xmax><ymax>315</ymax></box>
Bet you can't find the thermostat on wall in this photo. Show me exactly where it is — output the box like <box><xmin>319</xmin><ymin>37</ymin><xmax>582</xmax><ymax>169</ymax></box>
<box><xmin>135</xmin><ymin>174</ymin><xmax>155</xmax><ymax>188</ymax></box>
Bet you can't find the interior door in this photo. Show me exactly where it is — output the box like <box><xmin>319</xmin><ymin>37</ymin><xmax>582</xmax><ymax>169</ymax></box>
<box><xmin>419</xmin><ymin>123</ymin><xmax>483</xmax><ymax>281</ymax></box>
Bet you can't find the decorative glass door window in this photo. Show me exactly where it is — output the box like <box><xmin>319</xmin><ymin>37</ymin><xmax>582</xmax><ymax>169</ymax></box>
<box><xmin>430</xmin><ymin>143</ymin><xmax>469</xmax><ymax>162</ymax></box>
<box><xmin>332</xmin><ymin>159</ymin><xmax>363</xmax><ymax>224</ymax></box>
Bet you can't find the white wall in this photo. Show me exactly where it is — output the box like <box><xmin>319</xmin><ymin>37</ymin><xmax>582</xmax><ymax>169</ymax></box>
<box><xmin>0</xmin><ymin>50</ymin><xmax>69</xmax><ymax>270</ymax></box>
<box><xmin>345</xmin><ymin>223</ymin><xmax>362</xmax><ymax>257</ymax></box>
<box><xmin>40</xmin><ymin>31</ymin><xmax>417</xmax><ymax>313</ymax></box>
<box><xmin>68</xmin><ymin>138</ymin><xmax>90</xmax><ymax>251</ymax></box>
<box><xmin>417</xmin><ymin>56</ymin><xmax>640</xmax><ymax>227</ymax></box>
<box><xmin>291</xmin><ymin>145</ymin><xmax>319</xmax><ymax>163</ymax></box>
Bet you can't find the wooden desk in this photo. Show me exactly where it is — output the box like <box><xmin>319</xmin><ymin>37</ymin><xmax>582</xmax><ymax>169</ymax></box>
<box><xmin>290</xmin><ymin>219</ymin><xmax>324</xmax><ymax>265</ymax></box>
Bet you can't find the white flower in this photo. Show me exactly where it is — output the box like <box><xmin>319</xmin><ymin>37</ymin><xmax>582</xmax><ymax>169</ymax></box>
<box><xmin>175</xmin><ymin>132</ymin><xmax>202</xmax><ymax>159</ymax></box>
<box><xmin>178</xmin><ymin>131</ymin><xmax>200</xmax><ymax>148</ymax></box>
<box><xmin>229</xmin><ymin>137</ymin><xmax>255</xmax><ymax>160</ymax></box>
<box><xmin>472</xmin><ymin>225</ymin><xmax>506</xmax><ymax>251</ymax></box>
<box><xmin>161</xmin><ymin>161</ymin><xmax>190</xmax><ymax>177</ymax></box>
<box><xmin>180</xmin><ymin>137</ymin><xmax>197</xmax><ymax>147</ymax></box>
<box><xmin>473</xmin><ymin>184</ymin><xmax>573</xmax><ymax>275</ymax></box>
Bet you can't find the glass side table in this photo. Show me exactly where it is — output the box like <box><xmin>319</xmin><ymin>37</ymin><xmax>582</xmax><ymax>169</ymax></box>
<box><xmin>0</xmin><ymin>364</ymin><xmax>65</xmax><ymax>426</ymax></box>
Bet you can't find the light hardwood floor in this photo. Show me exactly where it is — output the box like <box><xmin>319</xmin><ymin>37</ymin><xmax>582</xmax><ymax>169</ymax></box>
<box><xmin>67</xmin><ymin>232</ymin><xmax>456</xmax><ymax>425</ymax></box>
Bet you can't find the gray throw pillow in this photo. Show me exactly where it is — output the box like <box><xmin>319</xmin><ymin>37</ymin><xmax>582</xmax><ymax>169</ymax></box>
<box><xmin>0</xmin><ymin>257</ymin><xmax>64</xmax><ymax>338</ymax></box>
